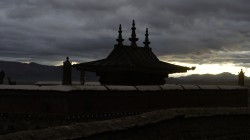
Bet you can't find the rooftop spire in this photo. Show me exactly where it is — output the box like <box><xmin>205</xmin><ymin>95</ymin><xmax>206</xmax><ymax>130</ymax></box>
<box><xmin>116</xmin><ymin>24</ymin><xmax>124</xmax><ymax>46</ymax></box>
<box><xmin>143</xmin><ymin>28</ymin><xmax>150</xmax><ymax>48</ymax></box>
<box><xmin>64</xmin><ymin>56</ymin><xmax>71</xmax><ymax>65</ymax></box>
<box><xmin>129</xmin><ymin>20</ymin><xmax>138</xmax><ymax>47</ymax></box>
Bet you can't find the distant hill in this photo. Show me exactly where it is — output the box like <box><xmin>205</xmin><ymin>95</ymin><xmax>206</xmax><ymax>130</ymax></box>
<box><xmin>0</xmin><ymin>60</ymin><xmax>247</xmax><ymax>85</ymax></box>
<box><xmin>166</xmin><ymin>72</ymin><xmax>243</xmax><ymax>85</ymax></box>
<box><xmin>0</xmin><ymin>60</ymin><xmax>98</xmax><ymax>84</ymax></box>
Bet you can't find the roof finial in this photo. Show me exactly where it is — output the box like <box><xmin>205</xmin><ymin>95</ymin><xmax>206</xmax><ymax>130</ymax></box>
<box><xmin>129</xmin><ymin>20</ymin><xmax>138</xmax><ymax>47</ymax></box>
<box><xmin>116</xmin><ymin>24</ymin><xmax>124</xmax><ymax>46</ymax></box>
<box><xmin>239</xmin><ymin>69</ymin><xmax>244</xmax><ymax>74</ymax></box>
<box><xmin>143</xmin><ymin>28</ymin><xmax>150</xmax><ymax>48</ymax></box>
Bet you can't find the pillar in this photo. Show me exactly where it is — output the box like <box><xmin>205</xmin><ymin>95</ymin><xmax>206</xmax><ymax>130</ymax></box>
<box><xmin>238</xmin><ymin>69</ymin><xmax>244</xmax><ymax>86</ymax></box>
<box><xmin>62</xmin><ymin>57</ymin><xmax>72</xmax><ymax>85</ymax></box>
<box><xmin>0</xmin><ymin>70</ymin><xmax>5</xmax><ymax>84</ymax></box>
<box><xmin>80</xmin><ymin>71</ymin><xmax>85</xmax><ymax>85</ymax></box>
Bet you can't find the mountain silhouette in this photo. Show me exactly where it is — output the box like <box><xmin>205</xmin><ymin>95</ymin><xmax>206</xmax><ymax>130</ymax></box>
<box><xmin>0</xmin><ymin>60</ymin><xmax>98</xmax><ymax>84</ymax></box>
<box><xmin>0</xmin><ymin>60</ymin><xmax>245</xmax><ymax>85</ymax></box>
<box><xmin>166</xmin><ymin>72</ymin><xmax>241</xmax><ymax>85</ymax></box>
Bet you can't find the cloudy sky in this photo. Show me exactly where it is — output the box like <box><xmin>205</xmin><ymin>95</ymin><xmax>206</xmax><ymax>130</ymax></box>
<box><xmin>1</xmin><ymin>0</ymin><xmax>250</xmax><ymax>76</ymax></box>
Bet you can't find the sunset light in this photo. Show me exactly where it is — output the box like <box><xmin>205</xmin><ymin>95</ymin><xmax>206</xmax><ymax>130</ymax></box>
<box><xmin>169</xmin><ymin>62</ymin><xmax>248</xmax><ymax>77</ymax></box>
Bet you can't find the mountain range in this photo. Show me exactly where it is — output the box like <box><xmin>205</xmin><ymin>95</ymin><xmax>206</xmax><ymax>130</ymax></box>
<box><xmin>166</xmin><ymin>73</ymin><xmax>240</xmax><ymax>85</ymax></box>
<box><xmin>0</xmin><ymin>60</ymin><xmax>97</xmax><ymax>84</ymax></box>
<box><xmin>0</xmin><ymin>60</ymin><xmax>245</xmax><ymax>85</ymax></box>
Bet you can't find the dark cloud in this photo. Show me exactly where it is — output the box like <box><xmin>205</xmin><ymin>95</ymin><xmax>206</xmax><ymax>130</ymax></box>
<box><xmin>0</xmin><ymin>0</ymin><xmax>250</xmax><ymax>65</ymax></box>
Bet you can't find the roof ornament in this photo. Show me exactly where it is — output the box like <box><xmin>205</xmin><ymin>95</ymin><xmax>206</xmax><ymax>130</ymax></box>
<box><xmin>238</xmin><ymin>69</ymin><xmax>245</xmax><ymax>86</ymax></box>
<box><xmin>143</xmin><ymin>28</ymin><xmax>151</xmax><ymax>48</ymax></box>
<box><xmin>129</xmin><ymin>20</ymin><xmax>138</xmax><ymax>47</ymax></box>
<box><xmin>116</xmin><ymin>24</ymin><xmax>124</xmax><ymax>46</ymax></box>
<box><xmin>64</xmin><ymin>56</ymin><xmax>71</xmax><ymax>65</ymax></box>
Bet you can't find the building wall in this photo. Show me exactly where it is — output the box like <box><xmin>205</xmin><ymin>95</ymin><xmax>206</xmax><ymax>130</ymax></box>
<box><xmin>0</xmin><ymin>85</ymin><xmax>248</xmax><ymax>115</ymax></box>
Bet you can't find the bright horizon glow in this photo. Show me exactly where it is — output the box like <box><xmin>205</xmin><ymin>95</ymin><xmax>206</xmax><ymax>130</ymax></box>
<box><xmin>4</xmin><ymin>59</ymin><xmax>249</xmax><ymax>78</ymax></box>
<box><xmin>54</xmin><ymin>61</ymin><xmax>79</xmax><ymax>66</ymax></box>
<box><xmin>56</xmin><ymin>61</ymin><xmax>248</xmax><ymax>77</ymax></box>
<box><xmin>168</xmin><ymin>61</ymin><xmax>248</xmax><ymax>77</ymax></box>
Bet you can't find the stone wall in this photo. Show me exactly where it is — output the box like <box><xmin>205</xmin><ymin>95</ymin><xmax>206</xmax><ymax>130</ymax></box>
<box><xmin>0</xmin><ymin>85</ymin><xmax>248</xmax><ymax>115</ymax></box>
<box><xmin>1</xmin><ymin>108</ymin><xmax>250</xmax><ymax>140</ymax></box>
<box><xmin>0</xmin><ymin>85</ymin><xmax>248</xmax><ymax>138</ymax></box>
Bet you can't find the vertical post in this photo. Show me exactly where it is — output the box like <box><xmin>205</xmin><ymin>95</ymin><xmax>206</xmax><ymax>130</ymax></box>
<box><xmin>62</xmin><ymin>57</ymin><xmax>72</xmax><ymax>85</ymax></box>
<box><xmin>0</xmin><ymin>70</ymin><xmax>5</xmax><ymax>84</ymax></box>
<box><xmin>238</xmin><ymin>69</ymin><xmax>244</xmax><ymax>86</ymax></box>
<box><xmin>80</xmin><ymin>71</ymin><xmax>85</xmax><ymax>85</ymax></box>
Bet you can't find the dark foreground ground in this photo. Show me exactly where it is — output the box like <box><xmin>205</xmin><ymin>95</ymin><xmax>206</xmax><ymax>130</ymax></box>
<box><xmin>1</xmin><ymin>108</ymin><xmax>250</xmax><ymax>140</ymax></box>
<box><xmin>0</xmin><ymin>85</ymin><xmax>248</xmax><ymax>139</ymax></box>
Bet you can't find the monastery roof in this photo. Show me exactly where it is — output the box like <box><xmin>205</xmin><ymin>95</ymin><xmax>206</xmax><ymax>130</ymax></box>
<box><xmin>75</xmin><ymin>46</ymin><xmax>192</xmax><ymax>74</ymax></box>
<box><xmin>74</xmin><ymin>20</ymin><xmax>194</xmax><ymax>74</ymax></box>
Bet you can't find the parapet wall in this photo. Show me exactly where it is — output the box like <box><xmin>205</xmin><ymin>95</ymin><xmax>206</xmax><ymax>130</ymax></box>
<box><xmin>0</xmin><ymin>84</ymin><xmax>248</xmax><ymax>116</ymax></box>
<box><xmin>2</xmin><ymin>108</ymin><xmax>250</xmax><ymax>140</ymax></box>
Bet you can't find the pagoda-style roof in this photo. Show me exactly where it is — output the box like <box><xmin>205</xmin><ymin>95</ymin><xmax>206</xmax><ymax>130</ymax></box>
<box><xmin>75</xmin><ymin>46</ymin><xmax>192</xmax><ymax>74</ymax></box>
<box><xmin>74</xmin><ymin>20</ymin><xmax>194</xmax><ymax>85</ymax></box>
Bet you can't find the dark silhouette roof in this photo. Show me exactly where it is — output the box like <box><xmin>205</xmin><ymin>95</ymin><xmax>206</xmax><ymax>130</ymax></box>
<box><xmin>75</xmin><ymin>46</ymin><xmax>192</xmax><ymax>74</ymax></box>
<box><xmin>73</xmin><ymin>20</ymin><xmax>194</xmax><ymax>85</ymax></box>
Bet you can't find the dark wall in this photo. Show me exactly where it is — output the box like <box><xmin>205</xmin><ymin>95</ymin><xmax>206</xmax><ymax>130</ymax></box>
<box><xmin>0</xmin><ymin>88</ymin><xmax>247</xmax><ymax>115</ymax></box>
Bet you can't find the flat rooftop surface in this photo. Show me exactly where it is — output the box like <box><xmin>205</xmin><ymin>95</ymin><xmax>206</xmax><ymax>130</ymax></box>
<box><xmin>0</xmin><ymin>84</ymin><xmax>247</xmax><ymax>92</ymax></box>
